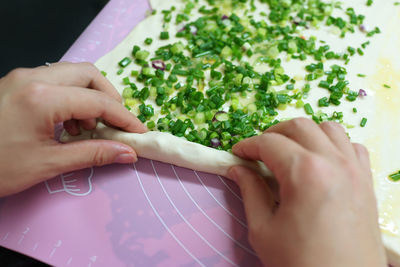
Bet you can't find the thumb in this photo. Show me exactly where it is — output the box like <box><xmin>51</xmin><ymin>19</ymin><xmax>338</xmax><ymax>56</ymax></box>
<box><xmin>45</xmin><ymin>140</ymin><xmax>137</xmax><ymax>176</ymax></box>
<box><xmin>228</xmin><ymin>166</ymin><xmax>275</xmax><ymax>227</ymax></box>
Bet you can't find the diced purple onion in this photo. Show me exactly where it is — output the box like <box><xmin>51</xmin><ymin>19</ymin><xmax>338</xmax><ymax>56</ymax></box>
<box><xmin>189</xmin><ymin>25</ymin><xmax>197</xmax><ymax>35</ymax></box>
<box><xmin>152</xmin><ymin>60</ymin><xmax>166</xmax><ymax>70</ymax></box>
<box><xmin>359</xmin><ymin>24</ymin><xmax>367</xmax><ymax>32</ymax></box>
<box><xmin>222</xmin><ymin>15</ymin><xmax>229</xmax><ymax>20</ymax></box>
<box><xmin>178</xmin><ymin>25</ymin><xmax>196</xmax><ymax>34</ymax></box>
<box><xmin>178</xmin><ymin>23</ymin><xmax>186</xmax><ymax>32</ymax></box>
<box><xmin>210</xmin><ymin>138</ymin><xmax>221</xmax><ymax>148</ymax></box>
<box><xmin>292</xmin><ymin>18</ymin><xmax>309</xmax><ymax>29</ymax></box>
<box><xmin>358</xmin><ymin>89</ymin><xmax>367</xmax><ymax>97</ymax></box>
<box><xmin>292</xmin><ymin>18</ymin><xmax>301</xmax><ymax>26</ymax></box>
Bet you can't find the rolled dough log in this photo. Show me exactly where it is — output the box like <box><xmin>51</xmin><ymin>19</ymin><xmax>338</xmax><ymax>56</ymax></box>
<box><xmin>61</xmin><ymin>123</ymin><xmax>272</xmax><ymax>178</ymax></box>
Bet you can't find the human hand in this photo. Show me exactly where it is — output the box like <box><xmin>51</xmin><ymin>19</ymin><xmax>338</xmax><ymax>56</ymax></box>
<box><xmin>229</xmin><ymin>118</ymin><xmax>386</xmax><ymax>267</ymax></box>
<box><xmin>0</xmin><ymin>62</ymin><xmax>147</xmax><ymax>197</ymax></box>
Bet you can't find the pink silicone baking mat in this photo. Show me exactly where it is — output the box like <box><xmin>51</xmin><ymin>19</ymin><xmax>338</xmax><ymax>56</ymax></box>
<box><xmin>0</xmin><ymin>0</ymin><xmax>261</xmax><ymax>266</ymax></box>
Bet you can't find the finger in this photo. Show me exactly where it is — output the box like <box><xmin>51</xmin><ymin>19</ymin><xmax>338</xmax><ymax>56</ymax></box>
<box><xmin>80</xmin><ymin>119</ymin><xmax>97</xmax><ymax>130</ymax></box>
<box><xmin>232</xmin><ymin>133</ymin><xmax>308</xmax><ymax>180</ymax></box>
<box><xmin>35</xmin><ymin>62</ymin><xmax>122</xmax><ymax>102</ymax></box>
<box><xmin>352</xmin><ymin>143</ymin><xmax>374</xmax><ymax>188</ymax></box>
<box><xmin>44</xmin><ymin>140</ymin><xmax>138</xmax><ymax>177</ymax></box>
<box><xmin>265</xmin><ymin>118</ymin><xmax>336</xmax><ymax>156</ymax></box>
<box><xmin>352</xmin><ymin>143</ymin><xmax>371</xmax><ymax>169</ymax></box>
<box><xmin>63</xmin><ymin>120</ymin><xmax>80</xmax><ymax>136</ymax></box>
<box><xmin>228</xmin><ymin>166</ymin><xmax>274</xmax><ymax>226</ymax></box>
<box><xmin>43</xmin><ymin>85</ymin><xmax>147</xmax><ymax>133</ymax></box>
<box><xmin>320</xmin><ymin>121</ymin><xmax>356</xmax><ymax>157</ymax></box>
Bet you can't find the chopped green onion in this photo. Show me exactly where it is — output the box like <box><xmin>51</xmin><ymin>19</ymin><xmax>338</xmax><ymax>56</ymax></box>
<box><xmin>389</xmin><ymin>171</ymin><xmax>400</xmax><ymax>181</ymax></box>
<box><xmin>194</xmin><ymin>112</ymin><xmax>205</xmax><ymax>124</ymax></box>
<box><xmin>147</xmin><ymin>121</ymin><xmax>156</xmax><ymax>129</ymax></box>
<box><xmin>115</xmin><ymin>0</ymin><xmax>381</xmax><ymax>151</ymax></box>
<box><xmin>122</xmin><ymin>87</ymin><xmax>134</xmax><ymax>99</ymax></box>
<box><xmin>119</xmin><ymin>57</ymin><xmax>132</xmax><ymax>68</ymax></box>
<box><xmin>171</xmin><ymin>42</ymin><xmax>184</xmax><ymax>54</ymax></box>
<box><xmin>304</xmin><ymin>103</ymin><xmax>314</xmax><ymax>115</ymax></box>
<box><xmin>135</xmin><ymin>50</ymin><xmax>150</xmax><ymax>60</ymax></box>
<box><xmin>160</xmin><ymin>31</ymin><xmax>170</xmax><ymax>40</ymax></box>
<box><xmin>360</xmin><ymin>117</ymin><xmax>368</xmax><ymax>127</ymax></box>
<box><xmin>142</xmin><ymin>67</ymin><xmax>155</xmax><ymax>77</ymax></box>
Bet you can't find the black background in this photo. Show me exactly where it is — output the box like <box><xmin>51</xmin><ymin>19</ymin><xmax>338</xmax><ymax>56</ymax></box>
<box><xmin>0</xmin><ymin>0</ymin><xmax>108</xmax><ymax>265</ymax></box>
<box><xmin>0</xmin><ymin>0</ymin><xmax>109</xmax><ymax>77</ymax></box>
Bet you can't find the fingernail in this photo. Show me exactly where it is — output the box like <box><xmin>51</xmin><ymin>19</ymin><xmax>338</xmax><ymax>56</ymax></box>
<box><xmin>114</xmin><ymin>153</ymin><xmax>137</xmax><ymax>164</ymax></box>
<box><xmin>113</xmin><ymin>144</ymin><xmax>134</xmax><ymax>153</ymax></box>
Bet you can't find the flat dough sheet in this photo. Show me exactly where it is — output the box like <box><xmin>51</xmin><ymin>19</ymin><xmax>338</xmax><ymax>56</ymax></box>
<box><xmin>61</xmin><ymin>0</ymin><xmax>400</xmax><ymax>265</ymax></box>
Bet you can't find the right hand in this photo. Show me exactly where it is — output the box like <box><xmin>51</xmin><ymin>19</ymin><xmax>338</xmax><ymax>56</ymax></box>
<box><xmin>229</xmin><ymin>118</ymin><xmax>386</xmax><ymax>267</ymax></box>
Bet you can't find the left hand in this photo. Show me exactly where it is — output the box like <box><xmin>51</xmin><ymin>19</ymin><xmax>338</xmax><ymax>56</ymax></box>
<box><xmin>0</xmin><ymin>62</ymin><xmax>147</xmax><ymax>197</ymax></box>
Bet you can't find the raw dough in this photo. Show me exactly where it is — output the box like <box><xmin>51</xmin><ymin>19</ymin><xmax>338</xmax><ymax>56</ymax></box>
<box><xmin>61</xmin><ymin>123</ymin><xmax>271</xmax><ymax>177</ymax></box>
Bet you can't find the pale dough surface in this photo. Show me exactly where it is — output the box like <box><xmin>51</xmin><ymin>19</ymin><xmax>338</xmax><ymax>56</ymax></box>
<box><xmin>61</xmin><ymin>123</ymin><xmax>271</xmax><ymax>177</ymax></box>
<box><xmin>61</xmin><ymin>0</ymin><xmax>400</xmax><ymax>265</ymax></box>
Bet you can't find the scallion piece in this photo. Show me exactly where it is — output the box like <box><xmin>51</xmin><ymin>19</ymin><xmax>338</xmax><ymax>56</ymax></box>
<box><xmin>147</xmin><ymin>121</ymin><xmax>156</xmax><ymax>129</ymax></box>
<box><xmin>135</xmin><ymin>50</ymin><xmax>150</xmax><ymax>60</ymax></box>
<box><xmin>160</xmin><ymin>31</ymin><xmax>170</xmax><ymax>40</ymax></box>
<box><xmin>360</xmin><ymin>117</ymin><xmax>367</xmax><ymax>127</ymax></box>
<box><xmin>389</xmin><ymin>171</ymin><xmax>400</xmax><ymax>181</ymax></box>
<box><xmin>119</xmin><ymin>57</ymin><xmax>132</xmax><ymax>68</ymax></box>
<box><xmin>304</xmin><ymin>103</ymin><xmax>314</xmax><ymax>115</ymax></box>
<box><xmin>144</xmin><ymin>38</ymin><xmax>153</xmax><ymax>45</ymax></box>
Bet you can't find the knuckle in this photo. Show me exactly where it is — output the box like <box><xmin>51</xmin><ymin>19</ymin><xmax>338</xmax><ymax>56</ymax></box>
<box><xmin>80</xmin><ymin>62</ymin><xmax>99</xmax><ymax>74</ymax></box>
<box><xmin>338</xmin><ymin>156</ymin><xmax>360</xmax><ymax>177</ymax></box>
<box><xmin>11</xmin><ymin>81</ymin><xmax>48</xmax><ymax>107</ymax></box>
<box><xmin>24</xmin><ymin>82</ymin><xmax>48</xmax><ymax>99</ymax></box>
<box><xmin>92</xmin><ymin>148</ymin><xmax>109</xmax><ymax>166</ymax></box>
<box><xmin>353</xmin><ymin>143</ymin><xmax>369</xmax><ymax>157</ymax></box>
<box><xmin>299</xmin><ymin>154</ymin><xmax>325</xmax><ymax>174</ymax></box>
<box><xmin>296</xmin><ymin>154</ymin><xmax>332</xmax><ymax>189</ymax></box>
<box><xmin>289</xmin><ymin>117</ymin><xmax>314</xmax><ymax>131</ymax></box>
<box><xmin>320</xmin><ymin>121</ymin><xmax>344</xmax><ymax>133</ymax></box>
<box><xmin>8</xmin><ymin>68</ymin><xmax>31</xmax><ymax>80</ymax></box>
